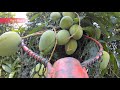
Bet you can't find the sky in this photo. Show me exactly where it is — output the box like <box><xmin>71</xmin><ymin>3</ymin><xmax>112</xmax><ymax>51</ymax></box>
<box><xmin>12</xmin><ymin>12</ymin><xmax>28</xmax><ymax>28</ymax></box>
<box><xmin>14</xmin><ymin>12</ymin><xmax>28</xmax><ymax>19</ymax></box>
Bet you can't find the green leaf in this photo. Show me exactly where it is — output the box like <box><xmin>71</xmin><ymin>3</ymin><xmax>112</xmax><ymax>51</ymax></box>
<box><xmin>39</xmin><ymin>64</ymin><xmax>45</xmax><ymax>76</ymax></box>
<box><xmin>107</xmin><ymin>35</ymin><xmax>120</xmax><ymax>42</ymax></box>
<box><xmin>95</xmin><ymin>28</ymin><xmax>101</xmax><ymax>40</ymax></box>
<box><xmin>5</xmin><ymin>63</ymin><xmax>12</xmax><ymax>69</ymax></box>
<box><xmin>30</xmin><ymin>68</ymin><xmax>35</xmax><ymax>77</ymax></box>
<box><xmin>29</xmin><ymin>24</ymin><xmax>45</xmax><ymax>34</ymax></box>
<box><xmin>90</xmin><ymin>16</ymin><xmax>110</xmax><ymax>37</ymax></box>
<box><xmin>83</xmin><ymin>26</ymin><xmax>95</xmax><ymax>37</ymax></box>
<box><xmin>101</xmin><ymin>43</ymin><xmax>109</xmax><ymax>52</ymax></box>
<box><xmin>12</xmin><ymin>58</ymin><xmax>21</xmax><ymax>70</ymax></box>
<box><xmin>99</xmin><ymin>40</ymin><xmax>106</xmax><ymax>43</ymax></box>
<box><xmin>109</xmin><ymin>51</ymin><xmax>119</xmax><ymax>75</ymax></box>
<box><xmin>30</xmin><ymin>13</ymin><xmax>41</xmax><ymax>22</ymax></box>
<box><xmin>33</xmin><ymin>73</ymin><xmax>40</xmax><ymax>78</ymax></box>
<box><xmin>16</xmin><ymin>65</ymin><xmax>21</xmax><ymax>68</ymax></box>
<box><xmin>35</xmin><ymin>63</ymin><xmax>41</xmax><ymax>72</ymax></box>
<box><xmin>2</xmin><ymin>64</ymin><xmax>11</xmax><ymax>73</ymax></box>
<box><xmin>100</xmin><ymin>67</ymin><xmax>108</xmax><ymax>77</ymax></box>
<box><xmin>9</xmin><ymin>72</ymin><xmax>15</xmax><ymax>78</ymax></box>
<box><xmin>116</xmin><ymin>49</ymin><xmax>120</xmax><ymax>54</ymax></box>
<box><xmin>0</xmin><ymin>68</ymin><xmax>2</xmax><ymax>77</ymax></box>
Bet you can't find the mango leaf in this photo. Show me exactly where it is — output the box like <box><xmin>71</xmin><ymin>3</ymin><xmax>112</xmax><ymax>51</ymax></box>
<box><xmin>115</xmin><ymin>53</ymin><xmax>120</xmax><ymax>68</ymax></box>
<box><xmin>91</xmin><ymin>16</ymin><xmax>110</xmax><ymax>37</ymax></box>
<box><xmin>35</xmin><ymin>63</ymin><xmax>41</xmax><ymax>72</ymax></box>
<box><xmin>33</xmin><ymin>73</ymin><xmax>40</xmax><ymax>78</ymax></box>
<box><xmin>29</xmin><ymin>23</ymin><xmax>45</xmax><ymax>34</ymax></box>
<box><xmin>5</xmin><ymin>63</ymin><xmax>12</xmax><ymax>69</ymax></box>
<box><xmin>83</xmin><ymin>26</ymin><xmax>95</xmax><ymax>37</ymax></box>
<box><xmin>109</xmin><ymin>51</ymin><xmax>119</xmax><ymax>75</ymax></box>
<box><xmin>2</xmin><ymin>64</ymin><xmax>11</xmax><ymax>73</ymax></box>
<box><xmin>99</xmin><ymin>40</ymin><xmax>106</xmax><ymax>43</ymax></box>
<box><xmin>101</xmin><ymin>42</ymin><xmax>109</xmax><ymax>52</ymax></box>
<box><xmin>0</xmin><ymin>68</ymin><xmax>2</xmax><ymax>77</ymax></box>
<box><xmin>30</xmin><ymin>13</ymin><xmax>42</xmax><ymax>22</ymax></box>
<box><xmin>95</xmin><ymin>28</ymin><xmax>101</xmax><ymax>40</ymax></box>
<box><xmin>100</xmin><ymin>67</ymin><xmax>108</xmax><ymax>77</ymax></box>
<box><xmin>39</xmin><ymin>64</ymin><xmax>45</xmax><ymax>76</ymax></box>
<box><xmin>116</xmin><ymin>49</ymin><xmax>120</xmax><ymax>54</ymax></box>
<box><xmin>30</xmin><ymin>68</ymin><xmax>35</xmax><ymax>77</ymax></box>
<box><xmin>16</xmin><ymin>65</ymin><xmax>21</xmax><ymax>68</ymax></box>
<box><xmin>11</xmin><ymin>58</ymin><xmax>21</xmax><ymax>70</ymax></box>
<box><xmin>107</xmin><ymin>35</ymin><xmax>120</xmax><ymax>42</ymax></box>
<box><xmin>9</xmin><ymin>72</ymin><xmax>15</xmax><ymax>78</ymax></box>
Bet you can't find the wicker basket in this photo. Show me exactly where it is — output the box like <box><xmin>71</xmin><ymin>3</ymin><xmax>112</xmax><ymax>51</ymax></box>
<box><xmin>21</xmin><ymin>34</ymin><xmax>103</xmax><ymax>78</ymax></box>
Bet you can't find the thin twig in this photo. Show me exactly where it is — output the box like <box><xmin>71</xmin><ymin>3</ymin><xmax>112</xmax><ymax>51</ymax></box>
<box><xmin>21</xmin><ymin>31</ymin><xmax>44</xmax><ymax>39</ymax></box>
<box><xmin>48</xmin><ymin>28</ymin><xmax>57</xmax><ymax>62</ymax></box>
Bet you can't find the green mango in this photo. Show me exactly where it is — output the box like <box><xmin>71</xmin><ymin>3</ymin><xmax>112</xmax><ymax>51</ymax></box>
<box><xmin>65</xmin><ymin>39</ymin><xmax>77</xmax><ymax>55</ymax></box>
<box><xmin>59</xmin><ymin>16</ymin><xmax>73</xmax><ymax>29</ymax></box>
<box><xmin>62</xmin><ymin>12</ymin><xmax>76</xmax><ymax>19</ymax></box>
<box><xmin>56</xmin><ymin>30</ymin><xmax>70</xmax><ymax>45</ymax></box>
<box><xmin>0</xmin><ymin>31</ymin><xmax>22</xmax><ymax>56</ymax></box>
<box><xmin>50</xmin><ymin>12</ymin><xmax>61</xmax><ymax>21</ymax></box>
<box><xmin>100</xmin><ymin>51</ymin><xmax>110</xmax><ymax>70</ymax></box>
<box><xmin>39</xmin><ymin>30</ymin><xmax>55</xmax><ymax>55</ymax></box>
<box><xmin>69</xmin><ymin>24</ymin><xmax>83</xmax><ymax>40</ymax></box>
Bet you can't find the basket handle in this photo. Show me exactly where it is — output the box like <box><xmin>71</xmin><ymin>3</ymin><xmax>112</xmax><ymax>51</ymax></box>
<box><xmin>21</xmin><ymin>40</ymin><xmax>49</xmax><ymax>67</ymax></box>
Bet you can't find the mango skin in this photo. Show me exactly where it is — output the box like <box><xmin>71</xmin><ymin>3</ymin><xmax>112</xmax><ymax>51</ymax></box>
<box><xmin>56</xmin><ymin>30</ymin><xmax>70</xmax><ymax>45</ymax></box>
<box><xmin>100</xmin><ymin>51</ymin><xmax>110</xmax><ymax>70</ymax></box>
<box><xmin>0</xmin><ymin>31</ymin><xmax>22</xmax><ymax>56</ymax></box>
<box><xmin>65</xmin><ymin>39</ymin><xmax>77</xmax><ymax>55</ymax></box>
<box><xmin>69</xmin><ymin>24</ymin><xmax>83</xmax><ymax>40</ymax></box>
<box><xmin>59</xmin><ymin>16</ymin><xmax>73</xmax><ymax>29</ymax></box>
<box><xmin>62</xmin><ymin>12</ymin><xmax>76</xmax><ymax>19</ymax></box>
<box><xmin>39</xmin><ymin>30</ymin><xmax>55</xmax><ymax>55</ymax></box>
<box><xmin>50</xmin><ymin>12</ymin><xmax>61</xmax><ymax>21</ymax></box>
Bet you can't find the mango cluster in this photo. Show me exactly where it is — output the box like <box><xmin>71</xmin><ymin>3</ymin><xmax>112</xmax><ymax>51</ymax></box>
<box><xmin>39</xmin><ymin>12</ymin><xmax>83</xmax><ymax>55</ymax></box>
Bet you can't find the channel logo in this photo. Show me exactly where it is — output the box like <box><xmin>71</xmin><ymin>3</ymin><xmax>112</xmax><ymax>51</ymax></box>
<box><xmin>0</xmin><ymin>18</ymin><xmax>27</xmax><ymax>23</ymax></box>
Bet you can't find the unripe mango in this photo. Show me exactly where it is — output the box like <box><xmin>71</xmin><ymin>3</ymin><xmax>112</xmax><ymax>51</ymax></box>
<box><xmin>39</xmin><ymin>30</ymin><xmax>55</xmax><ymax>55</ymax></box>
<box><xmin>65</xmin><ymin>39</ymin><xmax>77</xmax><ymax>55</ymax></box>
<box><xmin>56</xmin><ymin>30</ymin><xmax>70</xmax><ymax>45</ymax></box>
<box><xmin>69</xmin><ymin>24</ymin><xmax>83</xmax><ymax>40</ymax></box>
<box><xmin>59</xmin><ymin>16</ymin><xmax>73</xmax><ymax>29</ymax></box>
<box><xmin>62</xmin><ymin>12</ymin><xmax>76</xmax><ymax>19</ymax></box>
<box><xmin>50</xmin><ymin>12</ymin><xmax>61</xmax><ymax>21</ymax></box>
<box><xmin>100</xmin><ymin>51</ymin><xmax>110</xmax><ymax>70</ymax></box>
<box><xmin>0</xmin><ymin>31</ymin><xmax>22</xmax><ymax>56</ymax></box>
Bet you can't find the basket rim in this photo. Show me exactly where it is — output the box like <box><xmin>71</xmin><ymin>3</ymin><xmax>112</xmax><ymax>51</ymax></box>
<box><xmin>21</xmin><ymin>35</ymin><xmax>103</xmax><ymax>68</ymax></box>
